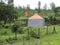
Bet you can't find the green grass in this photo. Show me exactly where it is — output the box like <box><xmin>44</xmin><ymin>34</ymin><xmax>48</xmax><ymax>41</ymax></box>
<box><xmin>0</xmin><ymin>25</ymin><xmax>60</xmax><ymax>45</ymax></box>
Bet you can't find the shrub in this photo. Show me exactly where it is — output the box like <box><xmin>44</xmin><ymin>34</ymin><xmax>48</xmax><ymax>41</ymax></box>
<box><xmin>25</xmin><ymin>36</ymin><xmax>30</xmax><ymax>40</ymax></box>
<box><xmin>18</xmin><ymin>27</ymin><xmax>24</xmax><ymax>34</ymax></box>
<box><xmin>0</xmin><ymin>31</ymin><xmax>7</xmax><ymax>35</ymax></box>
<box><xmin>11</xmin><ymin>24</ymin><xmax>19</xmax><ymax>40</ymax></box>
<box><xmin>5</xmin><ymin>37</ymin><xmax>16</xmax><ymax>44</ymax></box>
<box><xmin>0</xmin><ymin>40</ymin><xmax>5</xmax><ymax>45</ymax></box>
<box><xmin>25</xmin><ymin>27</ymin><xmax>30</xmax><ymax>40</ymax></box>
<box><xmin>0</xmin><ymin>40</ymin><xmax>4</xmax><ymax>43</ymax></box>
<box><xmin>52</xmin><ymin>26</ymin><xmax>57</xmax><ymax>34</ymax></box>
<box><xmin>30</xmin><ymin>30</ymin><xmax>38</xmax><ymax>38</ymax></box>
<box><xmin>37</xmin><ymin>28</ymin><xmax>40</xmax><ymax>39</ymax></box>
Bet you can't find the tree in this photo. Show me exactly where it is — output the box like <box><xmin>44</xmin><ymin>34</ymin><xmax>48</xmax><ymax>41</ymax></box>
<box><xmin>0</xmin><ymin>0</ymin><xmax>8</xmax><ymax>3</ymax></box>
<box><xmin>50</xmin><ymin>2</ymin><xmax>55</xmax><ymax>11</ymax></box>
<box><xmin>54</xmin><ymin>7</ymin><xmax>60</xmax><ymax>16</ymax></box>
<box><xmin>0</xmin><ymin>2</ymin><xmax>17</xmax><ymax>25</ymax></box>
<box><xmin>27</xmin><ymin>4</ymin><xmax>30</xmax><ymax>11</ymax></box>
<box><xmin>26</xmin><ymin>27</ymin><xmax>30</xmax><ymax>40</ymax></box>
<box><xmin>43</xmin><ymin>3</ymin><xmax>47</xmax><ymax>10</ymax></box>
<box><xmin>46</xmin><ymin>25</ymin><xmax>49</xmax><ymax>35</ymax></box>
<box><xmin>43</xmin><ymin>3</ymin><xmax>47</xmax><ymax>15</ymax></box>
<box><xmin>38</xmin><ymin>1</ymin><xmax>41</xmax><ymax>14</ymax></box>
<box><xmin>37</xmin><ymin>28</ymin><xmax>40</xmax><ymax>38</ymax></box>
<box><xmin>12</xmin><ymin>24</ymin><xmax>19</xmax><ymax>40</ymax></box>
<box><xmin>50</xmin><ymin>2</ymin><xmax>56</xmax><ymax>16</ymax></box>
<box><xmin>8</xmin><ymin>0</ymin><xmax>14</xmax><ymax>6</ymax></box>
<box><xmin>52</xmin><ymin>26</ymin><xmax>57</xmax><ymax>34</ymax></box>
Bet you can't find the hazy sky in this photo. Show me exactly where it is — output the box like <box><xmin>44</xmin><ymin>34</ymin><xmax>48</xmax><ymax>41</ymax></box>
<box><xmin>14</xmin><ymin>0</ymin><xmax>60</xmax><ymax>9</ymax></box>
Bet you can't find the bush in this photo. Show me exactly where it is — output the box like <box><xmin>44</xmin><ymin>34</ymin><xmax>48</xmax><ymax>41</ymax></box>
<box><xmin>5</xmin><ymin>37</ymin><xmax>16</xmax><ymax>44</ymax></box>
<box><xmin>0</xmin><ymin>40</ymin><xmax>5</xmax><ymax>43</ymax></box>
<box><xmin>0</xmin><ymin>39</ymin><xmax>7</xmax><ymax>45</ymax></box>
<box><xmin>52</xmin><ymin>26</ymin><xmax>57</xmax><ymax>34</ymax></box>
<box><xmin>11</xmin><ymin>24</ymin><xmax>19</xmax><ymax>40</ymax></box>
<box><xmin>0</xmin><ymin>31</ymin><xmax>7</xmax><ymax>35</ymax></box>
<box><xmin>25</xmin><ymin>27</ymin><xmax>30</xmax><ymax>40</ymax></box>
<box><xmin>18</xmin><ymin>27</ymin><xmax>24</xmax><ymax>34</ymax></box>
<box><xmin>30</xmin><ymin>30</ymin><xmax>38</xmax><ymax>38</ymax></box>
<box><xmin>11</xmin><ymin>24</ymin><xmax>19</xmax><ymax>33</ymax></box>
<box><xmin>25</xmin><ymin>36</ymin><xmax>30</xmax><ymax>40</ymax></box>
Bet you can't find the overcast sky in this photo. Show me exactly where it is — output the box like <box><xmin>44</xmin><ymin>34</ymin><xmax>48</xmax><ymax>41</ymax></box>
<box><xmin>14</xmin><ymin>0</ymin><xmax>60</xmax><ymax>9</ymax></box>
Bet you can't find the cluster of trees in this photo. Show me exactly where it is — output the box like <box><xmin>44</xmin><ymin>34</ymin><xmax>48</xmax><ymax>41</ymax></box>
<box><xmin>0</xmin><ymin>0</ymin><xmax>18</xmax><ymax>27</ymax></box>
<box><xmin>15</xmin><ymin>1</ymin><xmax>60</xmax><ymax>17</ymax></box>
<box><xmin>0</xmin><ymin>0</ymin><xmax>60</xmax><ymax>26</ymax></box>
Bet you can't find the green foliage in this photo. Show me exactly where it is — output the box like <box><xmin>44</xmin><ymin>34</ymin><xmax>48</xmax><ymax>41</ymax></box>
<box><xmin>54</xmin><ymin>7</ymin><xmax>60</xmax><ymax>16</ymax></box>
<box><xmin>5</xmin><ymin>37</ymin><xmax>16</xmax><ymax>44</ymax></box>
<box><xmin>0</xmin><ymin>31</ymin><xmax>7</xmax><ymax>35</ymax></box>
<box><xmin>52</xmin><ymin>26</ymin><xmax>57</xmax><ymax>34</ymax></box>
<box><xmin>12</xmin><ymin>24</ymin><xmax>19</xmax><ymax>33</ymax></box>
<box><xmin>55</xmin><ymin>7</ymin><xmax>60</xmax><ymax>12</ymax></box>
<box><xmin>45</xmin><ymin>16</ymin><xmax>59</xmax><ymax>25</ymax></box>
<box><xmin>0</xmin><ymin>39</ymin><xmax>5</xmax><ymax>45</ymax></box>
<box><xmin>0</xmin><ymin>2</ymin><xmax>18</xmax><ymax>24</ymax></box>
<box><xmin>49</xmin><ymin>16</ymin><xmax>57</xmax><ymax>25</ymax></box>
<box><xmin>18</xmin><ymin>27</ymin><xmax>24</xmax><ymax>34</ymax></box>
<box><xmin>30</xmin><ymin>30</ymin><xmax>38</xmax><ymax>38</ymax></box>
<box><xmin>0</xmin><ymin>25</ymin><xmax>60</xmax><ymax>45</ymax></box>
<box><xmin>26</xmin><ymin>28</ymin><xmax>30</xmax><ymax>40</ymax></box>
<box><xmin>11</xmin><ymin>24</ymin><xmax>19</xmax><ymax>40</ymax></box>
<box><xmin>46</xmin><ymin>26</ymin><xmax>49</xmax><ymax>35</ymax></box>
<box><xmin>37</xmin><ymin>28</ymin><xmax>40</xmax><ymax>38</ymax></box>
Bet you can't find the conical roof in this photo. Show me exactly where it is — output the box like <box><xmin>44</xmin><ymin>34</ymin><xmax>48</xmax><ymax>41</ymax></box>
<box><xmin>28</xmin><ymin>13</ymin><xmax>43</xmax><ymax>20</ymax></box>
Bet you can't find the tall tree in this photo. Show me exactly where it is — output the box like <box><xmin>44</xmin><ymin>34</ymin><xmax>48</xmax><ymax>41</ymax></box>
<box><xmin>0</xmin><ymin>2</ymin><xmax>17</xmax><ymax>25</ymax></box>
<box><xmin>38</xmin><ymin>1</ymin><xmax>41</xmax><ymax>14</ymax></box>
<box><xmin>43</xmin><ymin>3</ymin><xmax>47</xmax><ymax>10</ymax></box>
<box><xmin>43</xmin><ymin>3</ymin><xmax>47</xmax><ymax>15</ymax></box>
<box><xmin>27</xmin><ymin>4</ymin><xmax>30</xmax><ymax>11</ymax></box>
<box><xmin>0</xmin><ymin>0</ymin><xmax>7</xmax><ymax>3</ymax></box>
<box><xmin>8</xmin><ymin>0</ymin><xmax>13</xmax><ymax>6</ymax></box>
<box><xmin>0</xmin><ymin>0</ymin><xmax>3</xmax><ymax>2</ymax></box>
<box><xmin>50</xmin><ymin>2</ymin><xmax>55</xmax><ymax>10</ymax></box>
<box><xmin>50</xmin><ymin>2</ymin><xmax>57</xmax><ymax>16</ymax></box>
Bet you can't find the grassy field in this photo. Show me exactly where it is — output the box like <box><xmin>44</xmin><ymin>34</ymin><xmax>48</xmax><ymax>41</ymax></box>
<box><xmin>0</xmin><ymin>25</ymin><xmax>60</xmax><ymax>45</ymax></box>
<box><xmin>0</xmin><ymin>10</ymin><xmax>60</xmax><ymax>45</ymax></box>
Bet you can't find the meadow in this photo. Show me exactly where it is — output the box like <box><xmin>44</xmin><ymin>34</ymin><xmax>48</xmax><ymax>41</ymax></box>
<box><xmin>0</xmin><ymin>10</ymin><xmax>60</xmax><ymax>45</ymax></box>
<box><xmin>0</xmin><ymin>24</ymin><xmax>60</xmax><ymax>45</ymax></box>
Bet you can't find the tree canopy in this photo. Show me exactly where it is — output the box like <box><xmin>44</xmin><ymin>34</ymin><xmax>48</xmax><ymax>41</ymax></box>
<box><xmin>0</xmin><ymin>2</ymin><xmax>18</xmax><ymax>24</ymax></box>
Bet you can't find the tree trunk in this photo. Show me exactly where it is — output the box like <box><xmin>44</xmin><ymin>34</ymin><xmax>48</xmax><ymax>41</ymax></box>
<box><xmin>46</xmin><ymin>25</ymin><xmax>48</xmax><ymax>35</ymax></box>
<box><xmin>15</xmin><ymin>32</ymin><xmax>17</xmax><ymax>40</ymax></box>
<box><xmin>37</xmin><ymin>28</ymin><xmax>40</xmax><ymax>38</ymax></box>
<box><xmin>4</xmin><ymin>20</ymin><xmax>6</xmax><ymax>25</ymax></box>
